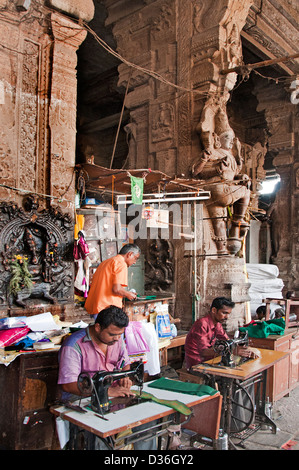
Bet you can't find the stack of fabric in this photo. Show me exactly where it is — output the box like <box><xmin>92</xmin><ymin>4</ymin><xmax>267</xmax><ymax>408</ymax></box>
<box><xmin>246</xmin><ymin>264</ymin><xmax>284</xmax><ymax>318</ymax></box>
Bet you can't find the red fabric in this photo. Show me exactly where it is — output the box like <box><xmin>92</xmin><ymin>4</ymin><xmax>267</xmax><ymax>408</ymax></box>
<box><xmin>185</xmin><ymin>313</ymin><xmax>228</xmax><ymax>369</ymax></box>
<box><xmin>73</xmin><ymin>235</ymin><xmax>89</xmax><ymax>260</ymax></box>
<box><xmin>0</xmin><ymin>327</ymin><xmax>31</xmax><ymax>348</ymax></box>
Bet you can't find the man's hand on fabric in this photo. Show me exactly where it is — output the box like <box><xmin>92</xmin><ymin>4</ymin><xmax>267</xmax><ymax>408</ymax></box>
<box><xmin>108</xmin><ymin>385</ymin><xmax>135</xmax><ymax>398</ymax></box>
<box><xmin>237</xmin><ymin>346</ymin><xmax>261</xmax><ymax>359</ymax></box>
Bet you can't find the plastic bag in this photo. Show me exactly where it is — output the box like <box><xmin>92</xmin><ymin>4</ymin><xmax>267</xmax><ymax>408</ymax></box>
<box><xmin>0</xmin><ymin>327</ymin><xmax>31</xmax><ymax>348</ymax></box>
<box><xmin>125</xmin><ymin>321</ymin><xmax>150</xmax><ymax>355</ymax></box>
<box><xmin>156</xmin><ymin>305</ymin><xmax>172</xmax><ymax>339</ymax></box>
<box><xmin>0</xmin><ymin>316</ymin><xmax>27</xmax><ymax>330</ymax></box>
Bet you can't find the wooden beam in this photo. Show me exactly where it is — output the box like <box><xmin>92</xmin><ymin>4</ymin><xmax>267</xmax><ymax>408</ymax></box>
<box><xmin>78</xmin><ymin>110</ymin><xmax>129</xmax><ymax>134</ymax></box>
<box><xmin>220</xmin><ymin>52</ymin><xmax>299</xmax><ymax>75</ymax></box>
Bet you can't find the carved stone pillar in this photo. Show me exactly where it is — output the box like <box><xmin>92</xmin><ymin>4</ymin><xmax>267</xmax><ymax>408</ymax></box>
<box><xmin>0</xmin><ymin>1</ymin><xmax>53</xmax><ymax>207</ymax></box>
<box><xmin>49</xmin><ymin>13</ymin><xmax>87</xmax><ymax>210</ymax></box>
<box><xmin>103</xmin><ymin>0</ymin><xmax>255</xmax><ymax>327</ymax></box>
<box><xmin>0</xmin><ymin>1</ymin><xmax>91</xmax><ymax>318</ymax></box>
<box><xmin>0</xmin><ymin>1</ymin><xmax>90</xmax><ymax>212</ymax></box>
<box><xmin>202</xmin><ymin>258</ymin><xmax>251</xmax><ymax>332</ymax></box>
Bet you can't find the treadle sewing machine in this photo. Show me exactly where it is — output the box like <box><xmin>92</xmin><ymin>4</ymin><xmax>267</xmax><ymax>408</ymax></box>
<box><xmin>189</xmin><ymin>332</ymin><xmax>289</xmax><ymax>446</ymax></box>
<box><xmin>212</xmin><ymin>330</ymin><xmax>249</xmax><ymax>368</ymax></box>
<box><xmin>77</xmin><ymin>361</ymin><xmax>144</xmax><ymax>415</ymax></box>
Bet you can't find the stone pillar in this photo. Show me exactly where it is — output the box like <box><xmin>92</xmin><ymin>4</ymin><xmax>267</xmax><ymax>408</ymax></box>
<box><xmin>103</xmin><ymin>0</ymin><xmax>254</xmax><ymax>328</ymax></box>
<box><xmin>202</xmin><ymin>258</ymin><xmax>251</xmax><ymax>333</ymax></box>
<box><xmin>255</xmin><ymin>80</ymin><xmax>299</xmax><ymax>293</ymax></box>
<box><xmin>0</xmin><ymin>1</ymin><xmax>53</xmax><ymax>207</ymax></box>
<box><xmin>0</xmin><ymin>1</ymin><xmax>92</xmax><ymax>318</ymax></box>
<box><xmin>0</xmin><ymin>1</ymin><xmax>91</xmax><ymax>212</ymax></box>
<box><xmin>49</xmin><ymin>13</ymin><xmax>87</xmax><ymax>210</ymax></box>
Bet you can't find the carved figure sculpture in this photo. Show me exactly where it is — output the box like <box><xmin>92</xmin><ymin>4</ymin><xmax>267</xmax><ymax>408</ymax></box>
<box><xmin>145</xmin><ymin>238</ymin><xmax>174</xmax><ymax>292</ymax></box>
<box><xmin>191</xmin><ymin>97</ymin><xmax>251</xmax><ymax>255</ymax></box>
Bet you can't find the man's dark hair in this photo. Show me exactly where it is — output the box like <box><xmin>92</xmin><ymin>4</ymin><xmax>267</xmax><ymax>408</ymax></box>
<box><xmin>256</xmin><ymin>305</ymin><xmax>266</xmax><ymax>315</ymax></box>
<box><xmin>95</xmin><ymin>305</ymin><xmax>129</xmax><ymax>329</ymax></box>
<box><xmin>119</xmin><ymin>243</ymin><xmax>141</xmax><ymax>256</ymax></box>
<box><xmin>211</xmin><ymin>297</ymin><xmax>235</xmax><ymax>310</ymax></box>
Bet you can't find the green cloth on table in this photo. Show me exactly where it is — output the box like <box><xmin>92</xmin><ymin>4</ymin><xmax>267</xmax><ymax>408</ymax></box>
<box><xmin>147</xmin><ymin>377</ymin><xmax>218</xmax><ymax>397</ymax></box>
<box><xmin>132</xmin><ymin>389</ymin><xmax>192</xmax><ymax>416</ymax></box>
<box><xmin>240</xmin><ymin>318</ymin><xmax>285</xmax><ymax>339</ymax></box>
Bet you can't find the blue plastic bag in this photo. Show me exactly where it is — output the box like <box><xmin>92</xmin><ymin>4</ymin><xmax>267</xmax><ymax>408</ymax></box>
<box><xmin>156</xmin><ymin>311</ymin><xmax>172</xmax><ymax>339</ymax></box>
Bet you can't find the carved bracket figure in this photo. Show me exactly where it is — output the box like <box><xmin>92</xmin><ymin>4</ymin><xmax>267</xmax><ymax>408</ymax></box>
<box><xmin>191</xmin><ymin>95</ymin><xmax>251</xmax><ymax>255</ymax></box>
<box><xmin>145</xmin><ymin>238</ymin><xmax>174</xmax><ymax>292</ymax></box>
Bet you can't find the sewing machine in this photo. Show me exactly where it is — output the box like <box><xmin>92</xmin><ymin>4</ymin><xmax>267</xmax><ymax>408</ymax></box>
<box><xmin>77</xmin><ymin>361</ymin><xmax>144</xmax><ymax>414</ymax></box>
<box><xmin>213</xmin><ymin>330</ymin><xmax>249</xmax><ymax>367</ymax></box>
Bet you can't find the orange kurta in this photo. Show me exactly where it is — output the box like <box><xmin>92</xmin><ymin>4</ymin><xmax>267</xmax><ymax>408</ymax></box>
<box><xmin>84</xmin><ymin>255</ymin><xmax>128</xmax><ymax>315</ymax></box>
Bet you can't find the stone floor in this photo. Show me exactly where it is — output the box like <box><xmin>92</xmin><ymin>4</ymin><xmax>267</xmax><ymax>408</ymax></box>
<box><xmin>180</xmin><ymin>384</ymin><xmax>299</xmax><ymax>451</ymax></box>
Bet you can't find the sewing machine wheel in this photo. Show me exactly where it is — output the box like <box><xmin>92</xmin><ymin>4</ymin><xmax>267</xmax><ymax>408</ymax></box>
<box><xmin>77</xmin><ymin>372</ymin><xmax>93</xmax><ymax>395</ymax></box>
<box><xmin>213</xmin><ymin>339</ymin><xmax>230</xmax><ymax>355</ymax></box>
<box><xmin>230</xmin><ymin>382</ymin><xmax>255</xmax><ymax>433</ymax></box>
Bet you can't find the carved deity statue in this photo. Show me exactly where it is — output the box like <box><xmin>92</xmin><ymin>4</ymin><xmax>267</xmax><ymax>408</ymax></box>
<box><xmin>191</xmin><ymin>96</ymin><xmax>251</xmax><ymax>255</ymax></box>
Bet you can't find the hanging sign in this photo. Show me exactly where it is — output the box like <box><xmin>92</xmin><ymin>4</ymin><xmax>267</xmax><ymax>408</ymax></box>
<box><xmin>130</xmin><ymin>176</ymin><xmax>144</xmax><ymax>204</ymax></box>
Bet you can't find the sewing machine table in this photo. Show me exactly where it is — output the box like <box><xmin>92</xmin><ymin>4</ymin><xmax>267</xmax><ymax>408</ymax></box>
<box><xmin>191</xmin><ymin>348</ymin><xmax>289</xmax><ymax>447</ymax></box>
<box><xmin>50</xmin><ymin>380</ymin><xmax>222</xmax><ymax>450</ymax></box>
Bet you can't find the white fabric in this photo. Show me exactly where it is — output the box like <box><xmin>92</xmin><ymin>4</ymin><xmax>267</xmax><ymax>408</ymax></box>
<box><xmin>246</xmin><ymin>263</ymin><xmax>284</xmax><ymax>316</ymax></box>
<box><xmin>141</xmin><ymin>322</ymin><xmax>160</xmax><ymax>376</ymax></box>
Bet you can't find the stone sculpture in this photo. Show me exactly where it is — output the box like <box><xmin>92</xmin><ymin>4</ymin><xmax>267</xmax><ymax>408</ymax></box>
<box><xmin>191</xmin><ymin>96</ymin><xmax>251</xmax><ymax>255</ymax></box>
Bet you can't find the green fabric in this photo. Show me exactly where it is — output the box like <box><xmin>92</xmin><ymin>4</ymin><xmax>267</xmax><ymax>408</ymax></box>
<box><xmin>132</xmin><ymin>390</ymin><xmax>192</xmax><ymax>416</ymax></box>
<box><xmin>130</xmin><ymin>176</ymin><xmax>144</xmax><ymax>204</ymax></box>
<box><xmin>147</xmin><ymin>377</ymin><xmax>218</xmax><ymax>397</ymax></box>
<box><xmin>240</xmin><ymin>318</ymin><xmax>285</xmax><ymax>339</ymax></box>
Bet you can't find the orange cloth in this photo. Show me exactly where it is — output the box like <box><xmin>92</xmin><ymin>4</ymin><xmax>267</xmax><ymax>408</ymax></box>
<box><xmin>84</xmin><ymin>255</ymin><xmax>128</xmax><ymax>315</ymax></box>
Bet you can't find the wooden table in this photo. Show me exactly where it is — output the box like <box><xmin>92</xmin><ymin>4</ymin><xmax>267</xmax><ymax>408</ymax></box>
<box><xmin>50</xmin><ymin>381</ymin><xmax>222</xmax><ymax>450</ymax></box>
<box><xmin>160</xmin><ymin>333</ymin><xmax>187</xmax><ymax>367</ymax></box>
<box><xmin>190</xmin><ymin>348</ymin><xmax>289</xmax><ymax>444</ymax></box>
<box><xmin>192</xmin><ymin>348</ymin><xmax>289</xmax><ymax>380</ymax></box>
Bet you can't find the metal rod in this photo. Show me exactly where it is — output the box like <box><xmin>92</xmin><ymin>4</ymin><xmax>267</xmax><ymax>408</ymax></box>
<box><xmin>117</xmin><ymin>195</ymin><xmax>210</xmax><ymax>204</ymax></box>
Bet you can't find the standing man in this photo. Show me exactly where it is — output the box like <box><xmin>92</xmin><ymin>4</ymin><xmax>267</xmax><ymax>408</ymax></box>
<box><xmin>185</xmin><ymin>297</ymin><xmax>258</xmax><ymax>369</ymax></box>
<box><xmin>84</xmin><ymin>243</ymin><xmax>141</xmax><ymax>319</ymax></box>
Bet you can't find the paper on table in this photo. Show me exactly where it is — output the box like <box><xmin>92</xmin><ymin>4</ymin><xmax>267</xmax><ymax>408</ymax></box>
<box><xmin>25</xmin><ymin>312</ymin><xmax>61</xmax><ymax>332</ymax></box>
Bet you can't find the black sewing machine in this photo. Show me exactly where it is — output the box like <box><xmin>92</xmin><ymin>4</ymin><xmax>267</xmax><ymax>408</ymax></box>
<box><xmin>213</xmin><ymin>330</ymin><xmax>249</xmax><ymax>367</ymax></box>
<box><xmin>77</xmin><ymin>361</ymin><xmax>144</xmax><ymax>414</ymax></box>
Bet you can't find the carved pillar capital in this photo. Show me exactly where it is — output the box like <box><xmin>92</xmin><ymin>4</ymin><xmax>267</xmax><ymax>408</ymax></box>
<box><xmin>48</xmin><ymin>0</ymin><xmax>94</xmax><ymax>22</ymax></box>
<box><xmin>191</xmin><ymin>0</ymin><xmax>253</xmax><ymax>93</ymax></box>
<box><xmin>50</xmin><ymin>12</ymin><xmax>87</xmax><ymax>47</ymax></box>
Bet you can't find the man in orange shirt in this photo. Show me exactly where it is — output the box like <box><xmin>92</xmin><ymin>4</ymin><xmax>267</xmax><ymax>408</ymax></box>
<box><xmin>84</xmin><ymin>244</ymin><xmax>141</xmax><ymax>319</ymax></box>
